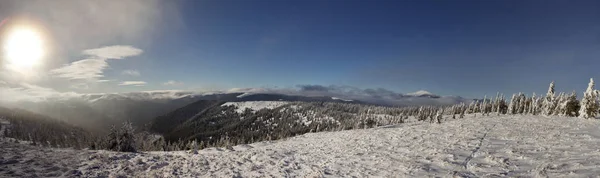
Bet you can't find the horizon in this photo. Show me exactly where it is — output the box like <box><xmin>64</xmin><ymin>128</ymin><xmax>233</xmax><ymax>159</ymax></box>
<box><xmin>1</xmin><ymin>0</ymin><xmax>599</xmax><ymax>101</ymax></box>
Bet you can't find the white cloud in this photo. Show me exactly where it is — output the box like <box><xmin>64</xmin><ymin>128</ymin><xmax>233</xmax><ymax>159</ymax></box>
<box><xmin>118</xmin><ymin>81</ymin><xmax>147</xmax><ymax>86</ymax></box>
<box><xmin>70</xmin><ymin>83</ymin><xmax>90</xmax><ymax>90</ymax></box>
<box><xmin>162</xmin><ymin>80</ymin><xmax>183</xmax><ymax>86</ymax></box>
<box><xmin>83</xmin><ymin>45</ymin><xmax>143</xmax><ymax>59</ymax></box>
<box><xmin>122</xmin><ymin>70</ymin><xmax>141</xmax><ymax>77</ymax></box>
<box><xmin>0</xmin><ymin>83</ymin><xmax>80</xmax><ymax>102</ymax></box>
<box><xmin>50</xmin><ymin>58</ymin><xmax>108</xmax><ymax>81</ymax></box>
<box><xmin>50</xmin><ymin>46</ymin><xmax>142</xmax><ymax>83</ymax></box>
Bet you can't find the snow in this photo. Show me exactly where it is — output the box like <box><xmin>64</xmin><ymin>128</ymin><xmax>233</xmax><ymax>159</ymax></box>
<box><xmin>3</xmin><ymin>115</ymin><xmax>600</xmax><ymax>177</ymax></box>
<box><xmin>331</xmin><ymin>97</ymin><xmax>353</xmax><ymax>102</ymax></box>
<box><xmin>236</xmin><ymin>93</ymin><xmax>254</xmax><ymax>98</ymax></box>
<box><xmin>407</xmin><ymin>90</ymin><xmax>434</xmax><ymax>96</ymax></box>
<box><xmin>222</xmin><ymin>101</ymin><xmax>289</xmax><ymax>113</ymax></box>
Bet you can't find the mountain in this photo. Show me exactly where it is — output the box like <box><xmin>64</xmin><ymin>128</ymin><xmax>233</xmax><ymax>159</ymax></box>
<box><xmin>0</xmin><ymin>90</ymin><xmax>469</xmax><ymax>132</ymax></box>
<box><xmin>0</xmin><ymin>106</ymin><xmax>93</xmax><ymax>147</ymax></box>
<box><xmin>1</xmin><ymin>92</ymin><xmax>203</xmax><ymax>132</ymax></box>
<box><xmin>148</xmin><ymin>100</ymin><xmax>414</xmax><ymax>143</ymax></box>
<box><xmin>149</xmin><ymin>100</ymin><xmax>223</xmax><ymax>134</ymax></box>
<box><xmin>406</xmin><ymin>90</ymin><xmax>440</xmax><ymax>98</ymax></box>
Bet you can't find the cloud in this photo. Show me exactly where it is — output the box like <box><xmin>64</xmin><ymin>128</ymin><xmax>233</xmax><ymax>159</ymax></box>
<box><xmin>50</xmin><ymin>58</ymin><xmax>108</xmax><ymax>81</ymax></box>
<box><xmin>83</xmin><ymin>45</ymin><xmax>143</xmax><ymax>59</ymax></box>
<box><xmin>118</xmin><ymin>81</ymin><xmax>147</xmax><ymax>86</ymax></box>
<box><xmin>70</xmin><ymin>83</ymin><xmax>90</xmax><ymax>90</ymax></box>
<box><xmin>0</xmin><ymin>83</ymin><xmax>80</xmax><ymax>102</ymax></box>
<box><xmin>162</xmin><ymin>80</ymin><xmax>183</xmax><ymax>86</ymax></box>
<box><xmin>122</xmin><ymin>70</ymin><xmax>141</xmax><ymax>77</ymax></box>
<box><xmin>223</xmin><ymin>85</ymin><xmax>460</xmax><ymax>106</ymax></box>
<box><xmin>297</xmin><ymin>84</ymin><xmax>331</xmax><ymax>92</ymax></box>
<box><xmin>50</xmin><ymin>46</ymin><xmax>142</xmax><ymax>83</ymax></box>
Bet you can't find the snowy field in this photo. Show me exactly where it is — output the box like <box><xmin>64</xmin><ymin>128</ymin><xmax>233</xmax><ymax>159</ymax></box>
<box><xmin>2</xmin><ymin>115</ymin><xmax>600</xmax><ymax>177</ymax></box>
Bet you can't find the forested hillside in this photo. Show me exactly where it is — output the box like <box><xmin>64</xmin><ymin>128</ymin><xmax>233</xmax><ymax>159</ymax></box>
<box><xmin>152</xmin><ymin>101</ymin><xmax>411</xmax><ymax>146</ymax></box>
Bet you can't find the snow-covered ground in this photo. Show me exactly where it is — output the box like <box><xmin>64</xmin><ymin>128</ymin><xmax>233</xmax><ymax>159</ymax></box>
<box><xmin>3</xmin><ymin>115</ymin><xmax>600</xmax><ymax>177</ymax></box>
<box><xmin>222</xmin><ymin>101</ymin><xmax>289</xmax><ymax>113</ymax></box>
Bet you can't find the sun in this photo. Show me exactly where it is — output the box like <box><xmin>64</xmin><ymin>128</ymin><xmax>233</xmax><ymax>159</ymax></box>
<box><xmin>2</xmin><ymin>27</ymin><xmax>45</xmax><ymax>70</ymax></box>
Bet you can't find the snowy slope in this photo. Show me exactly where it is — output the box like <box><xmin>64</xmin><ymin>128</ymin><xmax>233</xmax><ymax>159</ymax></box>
<box><xmin>221</xmin><ymin>101</ymin><xmax>289</xmax><ymax>113</ymax></box>
<box><xmin>407</xmin><ymin>90</ymin><xmax>434</xmax><ymax>96</ymax></box>
<box><xmin>3</xmin><ymin>115</ymin><xmax>600</xmax><ymax>177</ymax></box>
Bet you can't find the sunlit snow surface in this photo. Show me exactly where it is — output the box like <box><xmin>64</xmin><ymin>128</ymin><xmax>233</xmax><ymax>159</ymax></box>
<box><xmin>2</xmin><ymin>115</ymin><xmax>600</xmax><ymax>177</ymax></box>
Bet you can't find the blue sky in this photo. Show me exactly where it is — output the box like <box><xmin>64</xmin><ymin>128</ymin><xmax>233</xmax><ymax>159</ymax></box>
<box><xmin>1</xmin><ymin>0</ymin><xmax>599</xmax><ymax>99</ymax></box>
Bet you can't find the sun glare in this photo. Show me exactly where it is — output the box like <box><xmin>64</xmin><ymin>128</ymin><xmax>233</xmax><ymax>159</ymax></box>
<box><xmin>2</xmin><ymin>27</ymin><xmax>45</xmax><ymax>70</ymax></box>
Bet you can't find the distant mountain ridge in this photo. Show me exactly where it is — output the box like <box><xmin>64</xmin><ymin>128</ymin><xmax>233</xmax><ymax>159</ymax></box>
<box><xmin>0</xmin><ymin>90</ymin><xmax>471</xmax><ymax>132</ymax></box>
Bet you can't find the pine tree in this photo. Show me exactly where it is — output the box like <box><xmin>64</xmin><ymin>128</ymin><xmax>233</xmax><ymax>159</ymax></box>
<box><xmin>435</xmin><ymin>108</ymin><xmax>443</xmax><ymax>124</ymax></box>
<box><xmin>480</xmin><ymin>95</ymin><xmax>487</xmax><ymax>115</ymax></box>
<box><xmin>518</xmin><ymin>93</ymin><xmax>526</xmax><ymax>114</ymax></box>
<box><xmin>543</xmin><ymin>81</ymin><xmax>556</xmax><ymax>116</ymax></box>
<box><xmin>493</xmin><ymin>92</ymin><xmax>500</xmax><ymax>113</ymax></box>
<box><xmin>106</xmin><ymin>125</ymin><xmax>119</xmax><ymax>151</ymax></box>
<box><xmin>530</xmin><ymin>93</ymin><xmax>537</xmax><ymax>114</ymax></box>
<box><xmin>459</xmin><ymin>103</ymin><xmax>466</xmax><ymax>119</ymax></box>
<box><xmin>469</xmin><ymin>101</ymin><xmax>476</xmax><ymax>114</ymax></box>
<box><xmin>497</xmin><ymin>93</ymin><xmax>506</xmax><ymax>115</ymax></box>
<box><xmin>553</xmin><ymin>92</ymin><xmax>566</xmax><ymax>115</ymax></box>
<box><xmin>508</xmin><ymin>94</ymin><xmax>516</xmax><ymax>114</ymax></box>
<box><xmin>118</xmin><ymin>121</ymin><xmax>137</xmax><ymax>152</ymax></box>
<box><xmin>565</xmin><ymin>91</ymin><xmax>580</xmax><ymax>117</ymax></box>
<box><xmin>579</xmin><ymin>78</ymin><xmax>598</xmax><ymax>119</ymax></box>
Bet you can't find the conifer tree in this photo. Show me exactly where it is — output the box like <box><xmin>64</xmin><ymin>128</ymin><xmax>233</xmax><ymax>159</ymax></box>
<box><xmin>518</xmin><ymin>93</ymin><xmax>526</xmax><ymax>114</ymax></box>
<box><xmin>565</xmin><ymin>91</ymin><xmax>580</xmax><ymax>117</ymax></box>
<box><xmin>579</xmin><ymin>78</ymin><xmax>598</xmax><ymax>119</ymax></box>
<box><xmin>543</xmin><ymin>81</ymin><xmax>556</xmax><ymax>116</ymax></box>
<box><xmin>508</xmin><ymin>94</ymin><xmax>516</xmax><ymax>114</ymax></box>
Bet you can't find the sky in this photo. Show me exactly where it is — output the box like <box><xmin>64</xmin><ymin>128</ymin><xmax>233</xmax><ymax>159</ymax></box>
<box><xmin>0</xmin><ymin>0</ymin><xmax>599</xmax><ymax>100</ymax></box>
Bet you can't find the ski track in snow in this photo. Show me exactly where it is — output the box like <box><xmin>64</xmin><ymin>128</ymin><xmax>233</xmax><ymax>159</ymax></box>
<box><xmin>2</xmin><ymin>115</ymin><xmax>600</xmax><ymax>177</ymax></box>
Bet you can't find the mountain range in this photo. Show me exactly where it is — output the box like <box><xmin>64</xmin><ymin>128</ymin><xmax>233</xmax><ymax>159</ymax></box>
<box><xmin>0</xmin><ymin>90</ymin><xmax>470</xmax><ymax>132</ymax></box>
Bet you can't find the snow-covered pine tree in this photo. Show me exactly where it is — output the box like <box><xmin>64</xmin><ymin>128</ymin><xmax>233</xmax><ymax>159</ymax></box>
<box><xmin>118</xmin><ymin>121</ymin><xmax>137</xmax><ymax>152</ymax></box>
<box><xmin>507</xmin><ymin>94</ymin><xmax>516</xmax><ymax>114</ymax></box>
<box><xmin>579</xmin><ymin>78</ymin><xmax>598</xmax><ymax>119</ymax></box>
<box><xmin>543</xmin><ymin>81</ymin><xmax>556</xmax><ymax>116</ymax></box>
<box><xmin>106</xmin><ymin>125</ymin><xmax>119</xmax><ymax>151</ymax></box>
<box><xmin>451</xmin><ymin>105</ymin><xmax>456</xmax><ymax>119</ymax></box>
<box><xmin>565</xmin><ymin>91</ymin><xmax>580</xmax><ymax>117</ymax></box>
<box><xmin>553</xmin><ymin>92</ymin><xmax>566</xmax><ymax>115</ymax></box>
<box><xmin>435</xmin><ymin>108</ymin><xmax>443</xmax><ymax>124</ymax></box>
<box><xmin>524</xmin><ymin>95</ymin><xmax>532</xmax><ymax>114</ymax></box>
<box><xmin>480</xmin><ymin>95</ymin><xmax>487</xmax><ymax>115</ymax></box>
<box><xmin>529</xmin><ymin>93</ymin><xmax>537</xmax><ymax>114</ymax></box>
<box><xmin>497</xmin><ymin>93</ymin><xmax>505</xmax><ymax>115</ymax></box>
<box><xmin>518</xmin><ymin>93</ymin><xmax>526</xmax><ymax>114</ymax></box>
<box><xmin>493</xmin><ymin>92</ymin><xmax>500</xmax><ymax>113</ymax></box>
<box><xmin>459</xmin><ymin>103</ymin><xmax>466</xmax><ymax>118</ymax></box>
<box><xmin>468</xmin><ymin>101</ymin><xmax>475</xmax><ymax>114</ymax></box>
